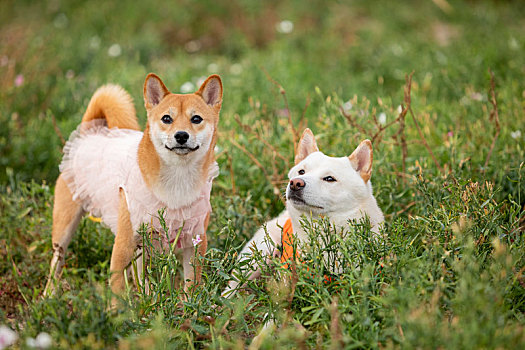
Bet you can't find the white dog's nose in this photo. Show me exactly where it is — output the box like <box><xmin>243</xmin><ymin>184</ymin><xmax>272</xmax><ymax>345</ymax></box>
<box><xmin>289</xmin><ymin>178</ymin><xmax>305</xmax><ymax>191</ymax></box>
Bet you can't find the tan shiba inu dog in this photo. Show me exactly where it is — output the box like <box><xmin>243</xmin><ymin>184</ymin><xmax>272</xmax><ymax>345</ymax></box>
<box><xmin>44</xmin><ymin>73</ymin><xmax>223</xmax><ymax>298</ymax></box>
<box><xmin>223</xmin><ymin>128</ymin><xmax>384</xmax><ymax>296</ymax></box>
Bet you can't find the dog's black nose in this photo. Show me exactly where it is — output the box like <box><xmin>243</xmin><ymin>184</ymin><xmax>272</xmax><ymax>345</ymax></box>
<box><xmin>174</xmin><ymin>131</ymin><xmax>189</xmax><ymax>145</ymax></box>
<box><xmin>289</xmin><ymin>178</ymin><xmax>305</xmax><ymax>191</ymax></box>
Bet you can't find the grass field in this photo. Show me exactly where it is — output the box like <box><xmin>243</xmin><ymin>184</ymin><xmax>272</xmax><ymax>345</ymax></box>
<box><xmin>1</xmin><ymin>0</ymin><xmax>524</xmax><ymax>348</ymax></box>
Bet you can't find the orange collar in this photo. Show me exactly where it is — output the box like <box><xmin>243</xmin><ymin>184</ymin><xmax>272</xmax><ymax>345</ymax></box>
<box><xmin>280</xmin><ymin>218</ymin><xmax>296</xmax><ymax>269</ymax></box>
<box><xmin>280</xmin><ymin>219</ymin><xmax>384</xmax><ymax>285</ymax></box>
<box><xmin>280</xmin><ymin>218</ymin><xmax>337</xmax><ymax>285</ymax></box>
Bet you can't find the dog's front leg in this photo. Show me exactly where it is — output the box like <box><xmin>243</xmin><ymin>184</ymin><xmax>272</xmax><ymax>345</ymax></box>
<box><xmin>109</xmin><ymin>188</ymin><xmax>136</xmax><ymax>304</ymax></box>
<box><xmin>182</xmin><ymin>213</ymin><xmax>210</xmax><ymax>293</ymax></box>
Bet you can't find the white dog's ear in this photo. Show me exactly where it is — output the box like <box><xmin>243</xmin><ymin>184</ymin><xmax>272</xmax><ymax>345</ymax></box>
<box><xmin>295</xmin><ymin>128</ymin><xmax>319</xmax><ymax>164</ymax></box>
<box><xmin>196</xmin><ymin>75</ymin><xmax>223</xmax><ymax>110</ymax></box>
<box><xmin>144</xmin><ymin>73</ymin><xmax>170</xmax><ymax>109</ymax></box>
<box><xmin>348</xmin><ymin>140</ymin><xmax>373</xmax><ymax>182</ymax></box>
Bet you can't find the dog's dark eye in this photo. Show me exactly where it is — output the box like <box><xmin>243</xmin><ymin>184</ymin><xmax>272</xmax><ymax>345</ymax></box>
<box><xmin>161</xmin><ymin>115</ymin><xmax>173</xmax><ymax>124</ymax></box>
<box><xmin>298</xmin><ymin>169</ymin><xmax>305</xmax><ymax>175</ymax></box>
<box><xmin>191</xmin><ymin>115</ymin><xmax>203</xmax><ymax>124</ymax></box>
<box><xmin>323</xmin><ymin>176</ymin><xmax>337</xmax><ymax>182</ymax></box>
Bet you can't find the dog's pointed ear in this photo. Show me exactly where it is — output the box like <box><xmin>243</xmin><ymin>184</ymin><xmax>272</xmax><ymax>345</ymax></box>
<box><xmin>196</xmin><ymin>75</ymin><xmax>223</xmax><ymax>110</ymax></box>
<box><xmin>295</xmin><ymin>128</ymin><xmax>319</xmax><ymax>165</ymax></box>
<box><xmin>144</xmin><ymin>73</ymin><xmax>170</xmax><ymax>109</ymax></box>
<box><xmin>348</xmin><ymin>140</ymin><xmax>373</xmax><ymax>183</ymax></box>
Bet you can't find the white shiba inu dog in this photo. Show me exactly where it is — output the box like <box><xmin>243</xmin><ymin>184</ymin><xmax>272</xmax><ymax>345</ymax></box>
<box><xmin>223</xmin><ymin>128</ymin><xmax>384</xmax><ymax>296</ymax></box>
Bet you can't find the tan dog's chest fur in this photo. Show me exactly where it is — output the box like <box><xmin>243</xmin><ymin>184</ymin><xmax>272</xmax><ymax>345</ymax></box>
<box><xmin>44</xmin><ymin>74</ymin><xmax>223</xmax><ymax>301</ymax></box>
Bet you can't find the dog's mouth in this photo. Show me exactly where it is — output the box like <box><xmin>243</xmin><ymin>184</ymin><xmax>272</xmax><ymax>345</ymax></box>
<box><xmin>287</xmin><ymin>193</ymin><xmax>324</xmax><ymax>210</ymax></box>
<box><xmin>165</xmin><ymin>145</ymin><xmax>200</xmax><ymax>154</ymax></box>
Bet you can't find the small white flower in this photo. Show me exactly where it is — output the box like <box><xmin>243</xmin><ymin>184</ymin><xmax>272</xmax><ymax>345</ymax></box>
<box><xmin>397</xmin><ymin>105</ymin><xmax>403</xmax><ymax>114</ymax></box>
<box><xmin>342</xmin><ymin>101</ymin><xmax>353</xmax><ymax>113</ymax></box>
<box><xmin>36</xmin><ymin>333</ymin><xmax>52</xmax><ymax>349</ymax></box>
<box><xmin>230</xmin><ymin>63</ymin><xmax>243</xmax><ymax>75</ymax></box>
<box><xmin>378</xmin><ymin>112</ymin><xmax>387</xmax><ymax>125</ymax></box>
<box><xmin>108</xmin><ymin>44</ymin><xmax>122</xmax><ymax>57</ymax></box>
<box><xmin>26</xmin><ymin>332</ymin><xmax>52</xmax><ymax>349</ymax></box>
<box><xmin>89</xmin><ymin>36</ymin><xmax>101</xmax><ymax>50</ymax></box>
<box><xmin>276</xmin><ymin>20</ymin><xmax>294</xmax><ymax>34</ymax></box>
<box><xmin>391</xmin><ymin>44</ymin><xmax>403</xmax><ymax>56</ymax></box>
<box><xmin>192</xmin><ymin>234</ymin><xmax>202</xmax><ymax>246</ymax></box>
<box><xmin>53</xmin><ymin>13</ymin><xmax>68</xmax><ymax>29</ymax></box>
<box><xmin>470</xmin><ymin>92</ymin><xmax>483</xmax><ymax>101</ymax></box>
<box><xmin>510</xmin><ymin>130</ymin><xmax>521</xmax><ymax>140</ymax></box>
<box><xmin>207</xmin><ymin>63</ymin><xmax>218</xmax><ymax>73</ymax></box>
<box><xmin>180</xmin><ymin>82</ymin><xmax>195</xmax><ymax>93</ymax></box>
<box><xmin>185</xmin><ymin>40</ymin><xmax>201</xmax><ymax>53</ymax></box>
<box><xmin>0</xmin><ymin>325</ymin><xmax>18</xmax><ymax>349</ymax></box>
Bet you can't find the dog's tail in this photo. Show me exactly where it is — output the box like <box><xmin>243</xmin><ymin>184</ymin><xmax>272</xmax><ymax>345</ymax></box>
<box><xmin>81</xmin><ymin>84</ymin><xmax>140</xmax><ymax>130</ymax></box>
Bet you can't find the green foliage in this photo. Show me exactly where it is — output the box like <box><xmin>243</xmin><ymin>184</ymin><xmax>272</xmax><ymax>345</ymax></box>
<box><xmin>1</xmin><ymin>0</ymin><xmax>524</xmax><ymax>348</ymax></box>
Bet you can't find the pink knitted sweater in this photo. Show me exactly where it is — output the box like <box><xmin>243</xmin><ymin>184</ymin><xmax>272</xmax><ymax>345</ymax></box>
<box><xmin>59</xmin><ymin>121</ymin><xmax>218</xmax><ymax>249</ymax></box>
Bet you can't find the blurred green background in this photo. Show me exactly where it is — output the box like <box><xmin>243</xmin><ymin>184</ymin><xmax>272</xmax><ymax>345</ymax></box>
<box><xmin>2</xmin><ymin>0</ymin><xmax>523</xmax><ymax>185</ymax></box>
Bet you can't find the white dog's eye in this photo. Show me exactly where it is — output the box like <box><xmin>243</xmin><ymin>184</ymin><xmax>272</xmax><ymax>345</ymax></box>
<box><xmin>298</xmin><ymin>169</ymin><xmax>305</xmax><ymax>175</ymax></box>
<box><xmin>323</xmin><ymin>176</ymin><xmax>337</xmax><ymax>182</ymax></box>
